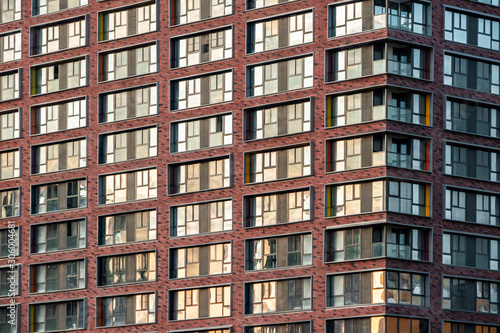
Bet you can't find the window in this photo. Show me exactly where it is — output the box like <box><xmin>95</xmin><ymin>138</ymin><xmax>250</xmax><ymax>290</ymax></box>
<box><xmin>0</xmin><ymin>0</ymin><xmax>20</xmax><ymax>23</ymax></box>
<box><xmin>172</xmin><ymin>0</ymin><xmax>232</xmax><ymax>25</ymax></box>
<box><xmin>245</xmin><ymin>189</ymin><xmax>311</xmax><ymax>227</ymax></box>
<box><xmin>0</xmin><ymin>227</ymin><xmax>19</xmax><ymax>258</ymax></box>
<box><xmin>0</xmin><ymin>265</ymin><xmax>18</xmax><ymax>297</ymax></box>
<box><xmin>245</xmin><ymin>277</ymin><xmax>311</xmax><ymax>314</ymax></box>
<box><xmin>99</xmin><ymin>85</ymin><xmax>158</xmax><ymax>123</ymax></box>
<box><xmin>327</xmin><ymin>270</ymin><xmax>427</xmax><ymax>307</ymax></box>
<box><xmin>0</xmin><ymin>31</ymin><xmax>21</xmax><ymax>63</ymax></box>
<box><xmin>0</xmin><ymin>304</ymin><xmax>19</xmax><ymax>333</ymax></box>
<box><xmin>0</xmin><ymin>149</ymin><xmax>19</xmax><ymax>180</ymax></box>
<box><xmin>444</xmin><ymin>53</ymin><xmax>500</xmax><ymax>95</ymax></box>
<box><xmin>30</xmin><ymin>300</ymin><xmax>85</xmax><ymax>332</ymax></box>
<box><xmin>444</xmin><ymin>322</ymin><xmax>500</xmax><ymax>333</ymax></box>
<box><xmin>445</xmin><ymin>9</ymin><xmax>500</xmax><ymax>51</ymax></box>
<box><xmin>326</xmin><ymin>316</ymin><xmax>429</xmax><ymax>333</ymax></box>
<box><xmin>31</xmin><ymin>220</ymin><xmax>86</xmax><ymax>254</ymax></box>
<box><xmin>32</xmin><ymin>138</ymin><xmax>87</xmax><ymax>174</ymax></box>
<box><xmin>245</xmin><ymin>322</ymin><xmax>311</xmax><ymax>333</ymax></box>
<box><xmin>245</xmin><ymin>145</ymin><xmax>311</xmax><ymax>184</ymax></box>
<box><xmin>443</xmin><ymin>233</ymin><xmax>499</xmax><ymax>270</ymax></box>
<box><xmin>326</xmin><ymin>179</ymin><xmax>430</xmax><ymax>217</ymax></box>
<box><xmin>31</xmin><ymin>58</ymin><xmax>87</xmax><ymax>95</ymax></box>
<box><xmin>248</xmin><ymin>11</ymin><xmax>313</xmax><ymax>53</ymax></box>
<box><xmin>247</xmin><ymin>55</ymin><xmax>313</xmax><ymax>97</ymax></box>
<box><xmin>246</xmin><ymin>233</ymin><xmax>312</xmax><ymax>270</ymax></box>
<box><xmin>32</xmin><ymin>98</ymin><xmax>86</xmax><ymax>135</ymax></box>
<box><xmin>171</xmin><ymin>242</ymin><xmax>231</xmax><ymax>278</ymax></box>
<box><xmin>171</xmin><ymin>71</ymin><xmax>233</xmax><ymax>111</ymax></box>
<box><xmin>97</xmin><ymin>293</ymin><xmax>155</xmax><ymax>327</ymax></box>
<box><xmin>325</xmin><ymin>224</ymin><xmax>428</xmax><ymax>262</ymax></box>
<box><xmin>99</xmin><ymin>127</ymin><xmax>157</xmax><ymax>163</ymax></box>
<box><xmin>100</xmin><ymin>43</ymin><xmax>157</xmax><ymax>81</ymax></box>
<box><xmin>32</xmin><ymin>179</ymin><xmax>87</xmax><ymax>214</ymax></box>
<box><xmin>445</xmin><ymin>97</ymin><xmax>500</xmax><ymax>138</ymax></box>
<box><xmin>170</xmin><ymin>285</ymin><xmax>231</xmax><ymax>320</ymax></box>
<box><xmin>31</xmin><ymin>18</ymin><xmax>86</xmax><ymax>55</ymax></box>
<box><xmin>172</xmin><ymin>28</ymin><xmax>233</xmax><ymax>68</ymax></box>
<box><xmin>33</xmin><ymin>0</ymin><xmax>88</xmax><ymax>16</ymax></box>
<box><xmin>0</xmin><ymin>109</ymin><xmax>20</xmax><ymax>141</ymax></box>
<box><xmin>247</xmin><ymin>0</ymin><xmax>299</xmax><ymax>9</ymax></box>
<box><xmin>470</xmin><ymin>0</ymin><xmax>499</xmax><ymax>5</ymax></box>
<box><xmin>443</xmin><ymin>277</ymin><xmax>499</xmax><ymax>313</ymax></box>
<box><xmin>0</xmin><ymin>188</ymin><xmax>19</xmax><ymax>219</ymax></box>
<box><xmin>100</xmin><ymin>1</ymin><xmax>156</xmax><ymax>41</ymax></box>
<box><xmin>98</xmin><ymin>252</ymin><xmax>156</xmax><ymax>286</ymax></box>
<box><xmin>99</xmin><ymin>210</ymin><xmax>157</xmax><ymax>245</ymax></box>
<box><xmin>444</xmin><ymin>187</ymin><xmax>500</xmax><ymax>226</ymax></box>
<box><xmin>31</xmin><ymin>260</ymin><xmax>85</xmax><ymax>293</ymax></box>
<box><xmin>169</xmin><ymin>156</ymin><xmax>231</xmax><ymax>194</ymax></box>
<box><xmin>445</xmin><ymin>143</ymin><xmax>499</xmax><ymax>182</ymax></box>
<box><xmin>172</xmin><ymin>114</ymin><xmax>232</xmax><ymax>152</ymax></box>
<box><xmin>185</xmin><ymin>330</ymin><xmax>230</xmax><ymax>333</ymax></box>
<box><xmin>171</xmin><ymin>199</ymin><xmax>232</xmax><ymax>236</ymax></box>
<box><xmin>0</xmin><ymin>70</ymin><xmax>20</xmax><ymax>101</ymax></box>
<box><xmin>245</xmin><ymin>100</ymin><xmax>312</xmax><ymax>140</ymax></box>
<box><xmin>100</xmin><ymin>168</ymin><xmax>157</xmax><ymax>204</ymax></box>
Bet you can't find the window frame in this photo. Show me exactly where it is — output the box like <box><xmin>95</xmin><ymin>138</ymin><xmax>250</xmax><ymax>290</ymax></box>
<box><xmin>31</xmin><ymin>178</ymin><xmax>88</xmax><ymax>215</ymax></box>
<box><xmin>96</xmin><ymin>291</ymin><xmax>157</xmax><ymax>328</ymax></box>
<box><xmin>29</xmin><ymin>218</ymin><xmax>87</xmax><ymax>255</ymax></box>
<box><xmin>29</xmin><ymin>258</ymin><xmax>87</xmax><ymax>294</ymax></box>
<box><xmin>28</xmin><ymin>298</ymin><xmax>87</xmax><ymax>332</ymax></box>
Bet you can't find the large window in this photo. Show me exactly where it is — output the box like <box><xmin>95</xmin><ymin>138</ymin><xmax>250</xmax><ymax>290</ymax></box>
<box><xmin>170</xmin><ymin>199</ymin><xmax>232</xmax><ymax>236</ymax></box>
<box><xmin>31</xmin><ymin>58</ymin><xmax>87</xmax><ymax>95</ymax></box>
<box><xmin>0</xmin><ymin>188</ymin><xmax>19</xmax><ymax>219</ymax></box>
<box><xmin>171</xmin><ymin>114</ymin><xmax>232</xmax><ymax>153</ymax></box>
<box><xmin>99</xmin><ymin>1</ymin><xmax>157</xmax><ymax>41</ymax></box>
<box><xmin>444</xmin><ymin>322</ymin><xmax>500</xmax><ymax>333</ymax></box>
<box><xmin>98</xmin><ymin>210</ymin><xmax>157</xmax><ymax>245</ymax></box>
<box><xmin>32</xmin><ymin>98</ymin><xmax>86</xmax><ymax>135</ymax></box>
<box><xmin>444</xmin><ymin>187</ymin><xmax>500</xmax><ymax>226</ymax></box>
<box><xmin>326</xmin><ymin>179</ymin><xmax>430</xmax><ymax>217</ymax></box>
<box><xmin>31</xmin><ymin>17</ymin><xmax>86</xmax><ymax>55</ymax></box>
<box><xmin>245</xmin><ymin>145</ymin><xmax>312</xmax><ymax>184</ymax></box>
<box><xmin>327</xmin><ymin>270</ymin><xmax>427</xmax><ymax>307</ymax></box>
<box><xmin>246</xmin><ymin>233</ymin><xmax>312</xmax><ymax>270</ymax></box>
<box><xmin>0</xmin><ymin>265</ymin><xmax>18</xmax><ymax>297</ymax></box>
<box><xmin>172</xmin><ymin>0</ymin><xmax>232</xmax><ymax>25</ymax></box>
<box><xmin>170</xmin><ymin>242</ymin><xmax>231</xmax><ymax>278</ymax></box>
<box><xmin>100</xmin><ymin>43</ymin><xmax>157</xmax><ymax>82</ymax></box>
<box><xmin>247</xmin><ymin>11</ymin><xmax>313</xmax><ymax>53</ymax></box>
<box><xmin>445</xmin><ymin>143</ymin><xmax>499</xmax><ymax>182</ymax></box>
<box><xmin>245</xmin><ymin>322</ymin><xmax>311</xmax><ymax>333</ymax></box>
<box><xmin>0</xmin><ymin>31</ymin><xmax>21</xmax><ymax>63</ymax></box>
<box><xmin>325</xmin><ymin>223</ymin><xmax>428</xmax><ymax>262</ymax></box>
<box><xmin>31</xmin><ymin>260</ymin><xmax>85</xmax><ymax>293</ymax></box>
<box><xmin>445</xmin><ymin>97</ymin><xmax>500</xmax><ymax>138</ymax></box>
<box><xmin>328</xmin><ymin>0</ymin><xmax>430</xmax><ymax>37</ymax></box>
<box><xmin>0</xmin><ymin>70</ymin><xmax>20</xmax><ymax>102</ymax></box>
<box><xmin>327</xmin><ymin>42</ymin><xmax>430</xmax><ymax>82</ymax></box>
<box><xmin>33</xmin><ymin>0</ymin><xmax>87</xmax><ymax>16</ymax></box>
<box><xmin>443</xmin><ymin>232</ymin><xmax>499</xmax><ymax>270</ymax></box>
<box><xmin>245</xmin><ymin>277</ymin><xmax>311</xmax><ymax>314</ymax></box>
<box><xmin>244</xmin><ymin>188</ymin><xmax>312</xmax><ymax>227</ymax></box>
<box><xmin>0</xmin><ymin>149</ymin><xmax>19</xmax><ymax>180</ymax></box>
<box><xmin>0</xmin><ymin>227</ymin><xmax>18</xmax><ymax>258</ymax></box>
<box><xmin>169</xmin><ymin>156</ymin><xmax>231</xmax><ymax>194</ymax></box>
<box><xmin>98</xmin><ymin>251</ymin><xmax>156</xmax><ymax>286</ymax></box>
<box><xmin>31</xmin><ymin>220</ymin><xmax>86</xmax><ymax>254</ymax></box>
<box><xmin>326</xmin><ymin>316</ymin><xmax>429</xmax><ymax>333</ymax></box>
<box><xmin>443</xmin><ymin>277</ymin><xmax>499</xmax><ymax>314</ymax></box>
<box><xmin>97</xmin><ymin>293</ymin><xmax>155</xmax><ymax>327</ymax></box>
<box><xmin>0</xmin><ymin>109</ymin><xmax>20</xmax><ymax>141</ymax></box>
<box><xmin>170</xmin><ymin>285</ymin><xmax>231</xmax><ymax>320</ymax></box>
<box><xmin>445</xmin><ymin>9</ymin><xmax>499</xmax><ymax>51</ymax></box>
<box><xmin>99</xmin><ymin>84</ymin><xmax>158</xmax><ymax>123</ymax></box>
<box><xmin>32</xmin><ymin>138</ymin><xmax>87</xmax><ymax>174</ymax></box>
<box><xmin>172</xmin><ymin>27</ymin><xmax>233</xmax><ymax>68</ymax></box>
<box><xmin>444</xmin><ymin>53</ymin><xmax>500</xmax><ymax>95</ymax></box>
<box><xmin>245</xmin><ymin>100</ymin><xmax>312</xmax><ymax>140</ymax></box>
<box><xmin>327</xmin><ymin>133</ymin><xmax>430</xmax><ymax>171</ymax></box>
<box><xmin>171</xmin><ymin>71</ymin><xmax>233</xmax><ymax>111</ymax></box>
<box><xmin>0</xmin><ymin>304</ymin><xmax>19</xmax><ymax>333</ymax></box>
<box><xmin>30</xmin><ymin>300</ymin><xmax>85</xmax><ymax>332</ymax></box>
<box><xmin>32</xmin><ymin>179</ymin><xmax>87</xmax><ymax>214</ymax></box>
<box><xmin>99</xmin><ymin>127</ymin><xmax>157</xmax><ymax>163</ymax></box>
<box><xmin>247</xmin><ymin>55</ymin><xmax>313</xmax><ymax>97</ymax></box>
<box><xmin>0</xmin><ymin>0</ymin><xmax>21</xmax><ymax>23</ymax></box>
<box><xmin>99</xmin><ymin>168</ymin><xmax>157</xmax><ymax>204</ymax></box>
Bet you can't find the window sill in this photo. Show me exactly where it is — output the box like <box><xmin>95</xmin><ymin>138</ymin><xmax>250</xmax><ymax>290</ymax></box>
<box><xmin>244</xmin><ymin>309</ymin><xmax>312</xmax><ymax>317</ymax></box>
<box><xmin>170</xmin><ymin>229</ymin><xmax>233</xmax><ymax>239</ymax></box>
<box><xmin>171</xmin><ymin>100</ymin><xmax>234</xmax><ymax>113</ymax></box>
<box><xmin>324</xmin><ymin>256</ymin><xmax>431</xmax><ymax>264</ymax></box>
<box><xmin>326</xmin><ymin>118</ymin><xmax>432</xmax><ymax>129</ymax></box>
<box><xmin>171</xmin><ymin>56</ymin><xmax>234</xmax><ymax>71</ymax></box>
<box><xmin>247</xmin><ymin>41</ymin><xmax>314</xmax><ymax>56</ymax></box>
<box><xmin>31</xmin><ymin>124</ymin><xmax>88</xmax><ymax>137</ymax></box>
<box><xmin>245</xmin><ymin>0</ymin><xmax>304</xmax><ymax>11</ymax></box>
<box><xmin>97</xmin><ymin>321</ymin><xmax>156</xmax><ymax>329</ymax></box>
<box><xmin>327</xmin><ymin>27</ymin><xmax>431</xmax><ymax>40</ymax></box>
<box><xmin>31</xmin><ymin>166</ymin><xmax>88</xmax><ymax>176</ymax></box>
<box><xmin>0</xmin><ymin>176</ymin><xmax>20</xmax><ymax>182</ymax></box>
<box><xmin>168</xmin><ymin>186</ymin><xmax>232</xmax><ymax>197</ymax></box>
<box><xmin>246</xmin><ymin>264</ymin><xmax>313</xmax><ymax>273</ymax></box>
<box><xmin>98</xmin><ymin>239</ymin><xmax>157</xmax><ymax>247</ymax></box>
<box><xmin>99</xmin><ymin>111</ymin><xmax>159</xmax><ymax>125</ymax></box>
<box><xmin>442</xmin><ymin>262</ymin><xmax>499</xmax><ymax>272</ymax></box>
<box><xmin>31</xmin><ymin>207</ymin><xmax>88</xmax><ymax>216</ymax></box>
<box><xmin>443</xmin><ymin>172</ymin><xmax>500</xmax><ymax>184</ymax></box>
<box><xmin>0</xmin><ymin>136</ymin><xmax>22</xmax><ymax>143</ymax></box>
<box><xmin>29</xmin><ymin>287</ymin><xmax>86</xmax><ymax>295</ymax></box>
<box><xmin>442</xmin><ymin>217</ymin><xmax>500</xmax><ymax>228</ymax></box>
<box><xmin>98</xmin><ymin>71</ymin><xmax>158</xmax><ymax>85</ymax></box>
<box><xmin>246</xmin><ymin>86</ymin><xmax>314</xmax><ymax>99</ymax></box>
<box><xmin>326</xmin><ymin>165</ymin><xmax>431</xmax><ymax>174</ymax></box>
<box><xmin>31</xmin><ymin>85</ymin><xmax>88</xmax><ymax>97</ymax></box>
<box><xmin>326</xmin><ymin>303</ymin><xmax>429</xmax><ymax>310</ymax></box>
<box><xmin>170</xmin><ymin>272</ymin><xmax>233</xmax><ymax>280</ymax></box>
<box><xmin>30</xmin><ymin>44</ymin><xmax>88</xmax><ymax>58</ymax></box>
<box><xmin>170</xmin><ymin>13</ymin><xmax>234</xmax><ymax>28</ymax></box>
<box><xmin>98</xmin><ymin>155</ymin><xmax>158</xmax><ymax>166</ymax></box>
<box><xmin>31</xmin><ymin>247</ymin><xmax>87</xmax><ymax>256</ymax></box>
<box><xmin>168</xmin><ymin>315</ymin><xmax>231</xmax><ymax>322</ymax></box>
<box><xmin>325</xmin><ymin>210</ymin><xmax>431</xmax><ymax>219</ymax></box>
<box><xmin>244</xmin><ymin>174</ymin><xmax>313</xmax><ymax>186</ymax></box>
<box><xmin>98</xmin><ymin>30</ymin><xmax>158</xmax><ymax>44</ymax></box>
<box><xmin>171</xmin><ymin>143</ymin><xmax>232</xmax><ymax>155</ymax></box>
<box><xmin>98</xmin><ymin>197</ymin><xmax>158</xmax><ymax>207</ymax></box>
<box><xmin>243</xmin><ymin>218</ymin><xmax>313</xmax><ymax>229</ymax></box>
<box><xmin>97</xmin><ymin>280</ymin><xmax>157</xmax><ymax>288</ymax></box>
<box><xmin>443</xmin><ymin>128</ymin><xmax>500</xmax><ymax>140</ymax></box>
<box><xmin>32</xmin><ymin>4</ymin><xmax>90</xmax><ymax>18</ymax></box>
<box><xmin>244</xmin><ymin>130</ymin><xmax>312</xmax><ymax>143</ymax></box>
